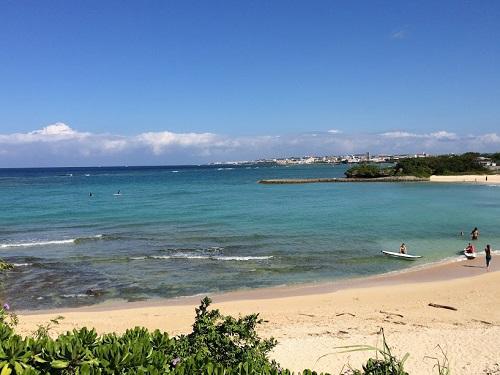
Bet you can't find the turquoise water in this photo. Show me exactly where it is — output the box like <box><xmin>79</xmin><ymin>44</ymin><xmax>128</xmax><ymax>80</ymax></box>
<box><xmin>0</xmin><ymin>165</ymin><xmax>499</xmax><ymax>310</ymax></box>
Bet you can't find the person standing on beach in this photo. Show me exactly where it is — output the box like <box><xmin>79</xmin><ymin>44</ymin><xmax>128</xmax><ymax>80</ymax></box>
<box><xmin>485</xmin><ymin>244</ymin><xmax>492</xmax><ymax>271</ymax></box>
<box><xmin>471</xmin><ymin>227</ymin><xmax>479</xmax><ymax>240</ymax></box>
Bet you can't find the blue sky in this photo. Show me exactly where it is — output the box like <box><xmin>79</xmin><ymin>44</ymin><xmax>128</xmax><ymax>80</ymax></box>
<box><xmin>0</xmin><ymin>1</ymin><xmax>499</xmax><ymax>166</ymax></box>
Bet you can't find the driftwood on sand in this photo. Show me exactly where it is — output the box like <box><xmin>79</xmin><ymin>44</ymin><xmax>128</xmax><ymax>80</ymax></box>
<box><xmin>428</xmin><ymin>303</ymin><xmax>458</xmax><ymax>311</ymax></box>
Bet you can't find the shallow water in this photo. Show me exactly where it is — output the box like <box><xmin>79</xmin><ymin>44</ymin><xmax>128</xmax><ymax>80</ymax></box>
<box><xmin>0</xmin><ymin>165</ymin><xmax>498</xmax><ymax>309</ymax></box>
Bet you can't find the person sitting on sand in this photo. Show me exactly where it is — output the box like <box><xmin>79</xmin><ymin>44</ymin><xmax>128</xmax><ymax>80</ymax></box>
<box><xmin>471</xmin><ymin>227</ymin><xmax>479</xmax><ymax>240</ymax></box>
<box><xmin>465</xmin><ymin>243</ymin><xmax>475</xmax><ymax>254</ymax></box>
<box><xmin>399</xmin><ymin>243</ymin><xmax>407</xmax><ymax>254</ymax></box>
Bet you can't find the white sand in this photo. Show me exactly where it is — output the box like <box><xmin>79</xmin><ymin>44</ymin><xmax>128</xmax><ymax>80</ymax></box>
<box><xmin>15</xmin><ymin>257</ymin><xmax>500</xmax><ymax>375</ymax></box>
<box><xmin>430</xmin><ymin>174</ymin><xmax>500</xmax><ymax>184</ymax></box>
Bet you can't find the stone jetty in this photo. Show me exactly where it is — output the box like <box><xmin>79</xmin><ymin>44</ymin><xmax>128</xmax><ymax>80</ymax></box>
<box><xmin>258</xmin><ymin>176</ymin><xmax>429</xmax><ymax>184</ymax></box>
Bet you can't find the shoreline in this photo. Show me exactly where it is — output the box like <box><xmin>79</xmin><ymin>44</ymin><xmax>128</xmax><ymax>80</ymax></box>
<box><xmin>14</xmin><ymin>255</ymin><xmax>499</xmax><ymax>374</ymax></box>
<box><xmin>16</xmin><ymin>252</ymin><xmax>496</xmax><ymax>315</ymax></box>
<box><xmin>258</xmin><ymin>174</ymin><xmax>500</xmax><ymax>185</ymax></box>
<box><xmin>429</xmin><ymin>174</ymin><xmax>500</xmax><ymax>184</ymax></box>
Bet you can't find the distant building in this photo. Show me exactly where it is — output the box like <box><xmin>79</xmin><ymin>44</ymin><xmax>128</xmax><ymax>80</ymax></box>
<box><xmin>476</xmin><ymin>157</ymin><xmax>497</xmax><ymax>168</ymax></box>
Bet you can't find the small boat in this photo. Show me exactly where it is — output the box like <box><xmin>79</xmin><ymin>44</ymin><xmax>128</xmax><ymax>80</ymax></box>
<box><xmin>463</xmin><ymin>249</ymin><xmax>477</xmax><ymax>259</ymax></box>
<box><xmin>381</xmin><ymin>250</ymin><xmax>422</xmax><ymax>260</ymax></box>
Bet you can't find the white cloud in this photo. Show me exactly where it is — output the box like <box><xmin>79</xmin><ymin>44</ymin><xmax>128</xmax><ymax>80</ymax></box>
<box><xmin>429</xmin><ymin>131</ymin><xmax>457</xmax><ymax>140</ymax></box>
<box><xmin>136</xmin><ymin>131</ymin><xmax>234</xmax><ymax>155</ymax></box>
<box><xmin>381</xmin><ymin>130</ymin><xmax>458</xmax><ymax>141</ymax></box>
<box><xmin>0</xmin><ymin>123</ymin><xmax>499</xmax><ymax>167</ymax></box>
<box><xmin>32</xmin><ymin>123</ymin><xmax>77</xmax><ymax>136</ymax></box>
<box><xmin>0</xmin><ymin>122</ymin><xmax>89</xmax><ymax>144</ymax></box>
<box><xmin>474</xmin><ymin>133</ymin><xmax>500</xmax><ymax>144</ymax></box>
<box><xmin>381</xmin><ymin>131</ymin><xmax>420</xmax><ymax>138</ymax></box>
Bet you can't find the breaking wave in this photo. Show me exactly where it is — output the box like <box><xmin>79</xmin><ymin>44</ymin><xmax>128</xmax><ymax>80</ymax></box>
<box><xmin>130</xmin><ymin>254</ymin><xmax>273</xmax><ymax>261</ymax></box>
<box><xmin>0</xmin><ymin>234</ymin><xmax>104</xmax><ymax>249</ymax></box>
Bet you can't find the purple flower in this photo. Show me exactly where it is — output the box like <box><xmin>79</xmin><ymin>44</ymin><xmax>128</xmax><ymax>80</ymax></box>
<box><xmin>2</xmin><ymin>303</ymin><xmax>9</xmax><ymax>311</ymax></box>
<box><xmin>171</xmin><ymin>357</ymin><xmax>181</xmax><ymax>367</ymax></box>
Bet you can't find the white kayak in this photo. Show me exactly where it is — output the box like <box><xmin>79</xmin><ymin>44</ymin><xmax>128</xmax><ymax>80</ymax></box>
<box><xmin>463</xmin><ymin>249</ymin><xmax>477</xmax><ymax>259</ymax></box>
<box><xmin>381</xmin><ymin>250</ymin><xmax>422</xmax><ymax>260</ymax></box>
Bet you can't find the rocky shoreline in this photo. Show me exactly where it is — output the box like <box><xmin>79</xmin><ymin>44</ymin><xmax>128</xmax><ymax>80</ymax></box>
<box><xmin>258</xmin><ymin>176</ymin><xmax>429</xmax><ymax>184</ymax></box>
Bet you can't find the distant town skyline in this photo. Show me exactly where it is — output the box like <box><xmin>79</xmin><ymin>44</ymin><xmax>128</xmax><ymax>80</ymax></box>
<box><xmin>1</xmin><ymin>1</ymin><xmax>499</xmax><ymax>166</ymax></box>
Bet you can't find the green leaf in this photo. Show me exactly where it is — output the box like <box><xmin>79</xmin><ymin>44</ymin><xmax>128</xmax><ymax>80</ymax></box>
<box><xmin>50</xmin><ymin>360</ymin><xmax>70</xmax><ymax>369</ymax></box>
<box><xmin>0</xmin><ymin>365</ymin><xmax>11</xmax><ymax>375</ymax></box>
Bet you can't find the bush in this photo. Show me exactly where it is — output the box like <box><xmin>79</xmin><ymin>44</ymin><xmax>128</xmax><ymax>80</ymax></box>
<box><xmin>0</xmin><ymin>297</ymin><xmax>288</xmax><ymax>375</ymax></box>
<box><xmin>0</xmin><ymin>299</ymin><xmax>424</xmax><ymax>374</ymax></box>
<box><xmin>345</xmin><ymin>164</ymin><xmax>394</xmax><ymax>178</ymax></box>
<box><xmin>394</xmin><ymin>154</ymin><xmax>488</xmax><ymax>177</ymax></box>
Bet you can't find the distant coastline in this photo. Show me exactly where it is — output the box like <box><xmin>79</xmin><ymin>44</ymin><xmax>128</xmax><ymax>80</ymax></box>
<box><xmin>258</xmin><ymin>174</ymin><xmax>500</xmax><ymax>184</ymax></box>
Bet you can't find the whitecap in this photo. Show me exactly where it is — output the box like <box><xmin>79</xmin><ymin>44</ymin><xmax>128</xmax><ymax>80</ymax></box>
<box><xmin>0</xmin><ymin>234</ymin><xmax>104</xmax><ymax>249</ymax></box>
<box><xmin>213</xmin><ymin>256</ymin><xmax>273</xmax><ymax>261</ymax></box>
<box><xmin>61</xmin><ymin>294</ymin><xmax>90</xmax><ymax>298</ymax></box>
<box><xmin>0</xmin><ymin>239</ymin><xmax>75</xmax><ymax>248</ymax></box>
<box><xmin>131</xmin><ymin>254</ymin><xmax>273</xmax><ymax>262</ymax></box>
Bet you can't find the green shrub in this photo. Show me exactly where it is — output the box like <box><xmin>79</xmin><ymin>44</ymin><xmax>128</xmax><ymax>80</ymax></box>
<box><xmin>0</xmin><ymin>298</ymin><xmax>287</xmax><ymax>375</ymax></box>
<box><xmin>0</xmin><ymin>299</ymin><xmax>444</xmax><ymax>374</ymax></box>
<box><xmin>394</xmin><ymin>154</ymin><xmax>488</xmax><ymax>177</ymax></box>
<box><xmin>345</xmin><ymin>164</ymin><xmax>394</xmax><ymax>178</ymax></box>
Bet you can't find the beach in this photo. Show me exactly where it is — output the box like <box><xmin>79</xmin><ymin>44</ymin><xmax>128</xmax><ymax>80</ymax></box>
<box><xmin>16</xmin><ymin>255</ymin><xmax>499</xmax><ymax>375</ymax></box>
<box><xmin>430</xmin><ymin>174</ymin><xmax>500</xmax><ymax>184</ymax></box>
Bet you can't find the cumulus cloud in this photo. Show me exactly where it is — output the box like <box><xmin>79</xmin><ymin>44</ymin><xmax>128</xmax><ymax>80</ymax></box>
<box><xmin>136</xmin><ymin>131</ymin><xmax>221</xmax><ymax>155</ymax></box>
<box><xmin>429</xmin><ymin>131</ymin><xmax>458</xmax><ymax>140</ymax></box>
<box><xmin>0</xmin><ymin>123</ymin><xmax>499</xmax><ymax>167</ymax></box>
<box><xmin>0</xmin><ymin>123</ymin><xmax>89</xmax><ymax>144</ymax></box>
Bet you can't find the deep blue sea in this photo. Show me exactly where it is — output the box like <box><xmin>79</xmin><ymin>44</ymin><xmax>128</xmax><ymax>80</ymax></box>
<box><xmin>0</xmin><ymin>164</ymin><xmax>499</xmax><ymax>310</ymax></box>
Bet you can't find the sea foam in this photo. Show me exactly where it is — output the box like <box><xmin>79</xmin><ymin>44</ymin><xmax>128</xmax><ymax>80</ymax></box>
<box><xmin>0</xmin><ymin>234</ymin><xmax>103</xmax><ymax>249</ymax></box>
<box><xmin>130</xmin><ymin>254</ymin><xmax>273</xmax><ymax>261</ymax></box>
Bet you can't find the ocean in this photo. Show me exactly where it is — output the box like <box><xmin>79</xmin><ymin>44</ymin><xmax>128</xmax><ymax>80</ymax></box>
<box><xmin>0</xmin><ymin>164</ymin><xmax>499</xmax><ymax>310</ymax></box>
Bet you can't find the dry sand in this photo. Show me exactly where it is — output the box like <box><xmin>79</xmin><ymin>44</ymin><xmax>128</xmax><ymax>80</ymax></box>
<box><xmin>16</xmin><ymin>256</ymin><xmax>500</xmax><ymax>375</ymax></box>
<box><xmin>430</xmin><ymin>174</ymin><xmax>500</xmax><ymax>184</ymax></box>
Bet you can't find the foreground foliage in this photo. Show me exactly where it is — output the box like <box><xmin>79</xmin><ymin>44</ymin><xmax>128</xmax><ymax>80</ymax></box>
<box><xmin>0</xmin><ymin>298</ymin><xmax>416</xmax><ymax>375</ymax></box>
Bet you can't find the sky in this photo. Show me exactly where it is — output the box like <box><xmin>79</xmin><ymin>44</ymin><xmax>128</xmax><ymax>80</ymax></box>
<box><xmin>0</xmin><ymin>0</ymin><xmax>499</xmax><ymax>166</ymax></box>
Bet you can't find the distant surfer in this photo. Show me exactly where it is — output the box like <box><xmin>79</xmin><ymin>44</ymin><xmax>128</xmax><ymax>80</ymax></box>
<box><xmin>485</xmin><ymin>244</ymin><xmax>492</xmax><ymax>271</ymax></box>
<box><xmin>399</xmin><ymin>243</ymin><xmax>407</xmax><ymax>254</ymax></box>
<box><xmin>471</xmin><ymin>227</ymin><xmax>479</xmax><ymax>240</ymax></box>
<box><xmin>89</xmin><ymin>192</ymin><xmax>93</xmax><ymax>197</ymax></box>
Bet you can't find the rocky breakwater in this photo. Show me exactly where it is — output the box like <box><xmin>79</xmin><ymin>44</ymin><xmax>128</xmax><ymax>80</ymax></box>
<box><xmin>258</xmin><ymin>176</ymin><xmax>429</xmax><ymax>184</ymax></box>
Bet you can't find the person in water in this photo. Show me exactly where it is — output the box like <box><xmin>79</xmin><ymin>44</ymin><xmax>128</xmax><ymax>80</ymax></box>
<box><xmin>465</xmin><ymin>243</ymin><xmax>475</xmax><ymax>253</ymax></box>
<box><xmin>471</xmin><ymin>227</ymin><xmax>479</xmax><ymax>240</ymax></box>
<box><xmin>399</xmin><ymin>243</ymin><xmax>407</xmax><ymax>254</ymax></box>
<box><xmin>485</xmin><ymin>244</ymin><xmax>492</xmax><ymax>271</ymax></box>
